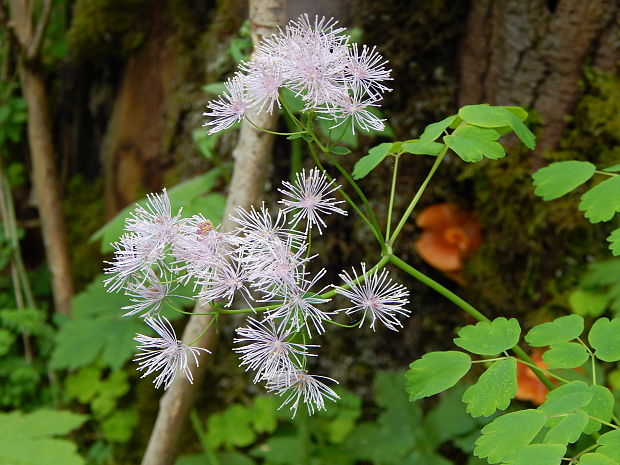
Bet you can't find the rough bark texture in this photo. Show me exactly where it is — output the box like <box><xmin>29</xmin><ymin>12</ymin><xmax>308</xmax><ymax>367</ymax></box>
<box><xmin>459</xmin><ymin>0</ymin><xmax>617</xmax><ymax>165</ymax></box>
<box><xmin>101</xmin><ymin>4</ymin><xmax>177</xmax><ymax>216</ymax></box>
<box><xmin>8</xmin><ymin>0</ymin><xmax>74</xmax><ymax>314</ymax></box>
<box><xmin>139</xmin><ymin>2</ymin><xmax>286</xmax><ymax>464</ymax></box>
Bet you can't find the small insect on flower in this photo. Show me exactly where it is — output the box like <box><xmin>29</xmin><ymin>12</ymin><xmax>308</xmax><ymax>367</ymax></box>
<box><xmin>266</xmin><ymin>369</ymin><xmax>340</xmax><ymax>417</ymax></box>
<box><xmin>134</xmin><ymin>317</ymin><xmax>210</xmax><ymax>389</ymax></box>
<box><xmin>234</xmin><ymin>317</ymin><xmax>317</xmax><ymax>383</ymax></box>
<box><xmin>335</xmin><ymin>263</ymin><xmax>411</xmax><ymax>331</ymax></box>
<box><xmin>278</xmin><ymin>168</ymin><xmax>347</xmax><ymax>234</ymax></box>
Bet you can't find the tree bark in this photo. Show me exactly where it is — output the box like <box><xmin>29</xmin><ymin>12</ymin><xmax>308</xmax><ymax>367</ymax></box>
<box><xmin>7</xmin><ymin>0</ymin><xmax>74</xmax><ymax>314</ymax></box>
<box><xmin>459</xmin><ymin>0</ymin><xmax>617</xmax><ymax>166</ymax></box>
<box><xmin>139</xmin><ymin>2</ymin><xmax>286</xmax><ymax>464</ymax></box>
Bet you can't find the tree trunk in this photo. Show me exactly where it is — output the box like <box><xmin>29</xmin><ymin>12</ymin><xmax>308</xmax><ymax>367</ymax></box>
<box><xmin>139</xmin><ymin>2</ymin><xmax>286</xmax><ymax>464</ymax></box>
<box><xmin>7</xmin><ymin>0</ymin><xmax>74</xmax><ymax>314</ymax></box>
<box><xmin>459</xmin><ymin>0</ymin><xmax>618</xmax><ymax>166</ymax></box>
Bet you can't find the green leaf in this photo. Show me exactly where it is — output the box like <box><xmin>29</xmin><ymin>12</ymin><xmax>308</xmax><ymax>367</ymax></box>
<box><xmin>423</xmin><ymin>385</ymin><xmax>477</xmax><ymax>448</ymax></box>
<box><xmin>462</xmin><ymin>357</ymin><xmax>517</xmax><ymax>417</ymax></box>
<box><xmin>101</xmin><ymin>409</ymin><xmax>138</xmax><ymax>443</ymax></box>
<box><xmin>608</xmin><ymin>229</ymin><xmax>620</xmax><ymax>256</ymax></box>
<box><xmin>589</xmin><ymin>318</ymin><xmax>620</xmax><ymax>361</ymax></box>
<box><xmin>444</xmin><ymin>125</ymin><xmax>505</xmax><ymax>162</ymax></box>
<box><xmin>251</xmin><ymin>436</ymin><xmax>303</xmax><ymax>465</ymax></box>
<box><xmin>580</xmin><ymin>453</ymin><xmax>620</xmax><ymax>465</ymax></box>
<box><xmin>206</xmin><ymin>404</ymin><xmax>256</xmax><ymax>449</ymax></box>
<box><xmin>569</xmin><ymin>289</ymin><xmax>609</xmax><ymax>317</ymax></box>
<box><xmin>64</xmin><ymin>367</ymin><xmax>102</xmax><ymax>403</ymax></box>
<box><xmin>91</xmin><ymin>169</ymin><xmax>223</xmax><ymax>252</ymax></box>
<box><xmin>202</xmin><ymin>82</ymin><xmax>226</xmax><ymax>95</ymax></box>
<box><xmin>538</xmin><ymin>381</ymin><xmax>593</xmax><ymax>416</ymax></box>
<box><xmin>474</xmin><ymin>409</ymin><xmax>547</xmax><ymax>463</ymax></box>
<box><xmin>419</xmin><ymin>115</ymin><xmax>456</xmax><ymax>143</ymax></box>
<box><xmin>503</xmin><ymin>444</ymin><xmax>566</xmax><ymax>465</ymax></box>
<box><xmin>458</xmin><ymin>104</ymin><xmax>536</xmax><ymax>149</ymax></box>
<box><xmin>329</xmin><ymin>146</ymin><xmax>351</xmax><ymax>155</ymax></box>
<box><xmin>597</xmin><ymin>430</ymin><xmax>620</xmax><ymax>462</ymax></box>
<box><xmin>542</xmin><ymin>342</ymin><xmax>589</xmax><ymax>369</ymax></box>
<box><xmin>405</xmin><ymin>351</ymin><xmax>471</xmax><ymax>400</ymax></box>
<box><xmin>525</xmin><ymin>315</ymin><xmax>584</xmax><ymax>347</ymax></box>
<box><xmin>50</xmin><ymin>275</ymin><xmax>144</xmax><ymax>371</ymax></box>
<box><xmin>579</xmin><ymin>176</ymin><xmax>620</xmax><ymax>223</ymax></box>
<box><xmin>0</xmin><ymin>409</ymin><xmax>87</xmax><ymax>465</ymax></box>
<box><xmin>543</xmin><ymin>409</ymin><xmax>588</xmax><ymax>445</ymax></box>
<box><xmin>532</xmin><ymin>161</ymin><xmax>597</xmax><ymax>201</ymax></box>
<box><xmin>603</xmin><ymin>164</ymin><xmax>620</xmax><ymax>173</ymax></box>
<box><xmin>251</xmin><ymin>396</ymin><xmax>277</xmax><ymax>434</ymax></box>
<box><xmin>401</xmin><ymin>139</ymin><xmax>443</xmax><ymax>156</ymax></box>
<box><xmin>352</xmin><ymin>143</ymin><xmax>393</xmax><ymax>179</ymax></box>
<box><xmin>454</xmin><ymin>317</ymin><xmax>521</xmax><ymax>355</ymax></box>
<box><xmin>582</xmin><ymin>385</ymin><xmax>614</xmax><ymax>434</ymax></box>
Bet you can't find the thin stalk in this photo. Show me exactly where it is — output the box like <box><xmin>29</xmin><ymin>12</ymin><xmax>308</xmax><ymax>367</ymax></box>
<box><xmin>188</xmin><ymin>314</ymin><xmax>218</xmax><ymax>347</ymax></box>
<box><xmin>306</xmin><ymin>141</ymin><xmax>384</xmax><ymax>246</ymax></box>
<box><xmin>515</xmin><ymin>359</ymin><xmax>569</xmax><ymax>384</ymax></box>
<box><xmin>389</xmin><ymin>147</ymin><xmax>448</xmax><ymax>246</ymax></box>
<box><xmin>385</xmin><ymin>155</ymin><xmax>400</xmax><ymax>239</ymax></box>
<box><xmin>309</xmin><ymin>131</ymin><xmax>383</xmax><ymax>239</ymax></box>
<box><xmin>389</xmin><ymin>254</ymin><xmax>557</xmax><ymax>391</ymax></box>
<box><xmin>246</xmin><ymin>116</ymin><xmax>306</xmax><ymax>136</ymax></box>
<box><xmin>189</xmin><ymin>409</ymin><xmax>221</xmax><ymax>465</ymax></box>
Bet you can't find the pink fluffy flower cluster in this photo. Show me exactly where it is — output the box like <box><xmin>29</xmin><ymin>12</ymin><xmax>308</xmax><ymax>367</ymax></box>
<box><xmin>204</xmin><ymin>15</ymin><xmax>392</xmax><ymax>135</ymax></box>
<box><xmin>104</xmin><ymin>169</ymin><xmax>410</xmax><ymax>416</ymax></box>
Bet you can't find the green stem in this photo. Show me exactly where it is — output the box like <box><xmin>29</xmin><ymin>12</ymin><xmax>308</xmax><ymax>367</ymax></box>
<box><xmin>309</xmin><ymin>131</ymin><xmax>383</xmax><ymax>239</ymax></box>
<box><xmin>471</xmin><ymin>357</ymin><xmax>507</xmax><ymax>364</ymax></box>
<box><xmin>515</xmin><ymin>359</ymin><xmax>569</xmax><ymax>384</ymax></box>
<box><xmin>306</xmin><ymin>140</ymin><xmax>384</xmax><ymax>246</ymax></box>
<box><xmin>388</xmin><ymin>147</ymin><xmax>447</xmax><ymax>246</ymax></box>
<box><xmin>595</xmin><ymin>170</ymin><xmax>619</xmax><ymax>177</ymax></box>
<box><xmin>246</xmin><ymin>116</ymin><xmax>306</xmax><ymax>136</ymax></box>
<box><xmin>389</xmin><ymin>254</ymin><xmax>557</xmax><ymax>391</ymax></box>
<box><xmin>386</xmin><ymin>155</ymin><xmax>400</xmax><ymax>239</ymax></box>
<box><xmin>190</xmin><ymin>409</ymin><xmax>221</xmax><ymax>465</ymax></box>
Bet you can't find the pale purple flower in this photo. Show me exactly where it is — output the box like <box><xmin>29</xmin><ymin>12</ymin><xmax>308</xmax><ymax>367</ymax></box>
<box><xmin>278</xmin><ymin>168</ymin><xmax>347</xmax><ymax>234</ymax></box>
<box><xmin>122</xmin><ymin>270</ymin><xmax>173</xmax><ymax>317</ymax></box>
<box><xmin>134</xmin><ymin>317</ymin><xmax>210</xmax><ymax>389</ymax></box>
<box><xmin>267</xmin><ymin>268</ymin><xmax>332</xmax><ymax>335</ymax></box>
<box><xmin>234</xmin><ymin>317</ymin><xmax>317</xmax><ymax>383</ymax></box>
<box><xmin>344</xmin><ymin>43</ymin><xmax>392</xmax><ymax>98</ymax></box>
<box><xmin>242</xmin><ymin>56</ymin><xmax>285</xmax><ymax>114</ymax></box>
<box><xmin>335</xmin><ymin>263</ymin><xmax>410</xmax><ymax>331</ymax></box>
<box><xmin>230</xmin><ymin>203</ymin><xmax>304</xmax><ymax>248</ymax></box>
<box><xmin>266</xmin><ymin>369</ymin><xmax>339</xmax><ymax>417</ymax></box>
<box><xmin>204</xmin><ymin>74</ymin><xmax>249</xmax><ymax>134</ymax></box>
<box><xmin>196</xmin><ymin>254</ymin><xmax>251</xmax><ymax>307</ymax></box>
<box><xmin>321</xmin><ymin>85</ymin><xmax>385</xmax><ymax>134</ymax></box>
<box><xmin>125</xmin><ymin>189</ymin><xmax>180</xmax><ymax>242</ymax></box>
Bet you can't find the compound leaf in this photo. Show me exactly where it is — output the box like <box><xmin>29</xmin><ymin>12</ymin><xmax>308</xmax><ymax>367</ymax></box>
<box><xmin>405</xmin><ymin>351</ymin><xmax>471</xmax><ymax>401</ymax></box>
<box><xmin>532</xmin><ymin>161</ymin><xmax>596</xmax><ymax>201</ymax></box>
<box><xmin>0</xmin><ymin>409</ymin><xmax>87</xmax><ymax>465</ymax></box>
<box><xmin>458</xmin><ymin>104</ymin><xmax>535</xmax><ymax>149</ymax></box>
<box><xmin>474</xmin><ymin>409</ymin><xmax>547</xmax><ymax>463</ymax></box>
<box><xmin>419</xmin><ymin>115</ymin><xmax>456</xmax><ymax>143</ymax></box>
<box><xmin>597</xmin><ymin>430</ymin><xmax>620</xmax><ymax>462</ymax></box>
<box><xmin>543</xmin><ymin>410</ymin><xmax>588</xmax><ymax>445</ymax></box>
<box><xmin>582</xmin><ymin>385</ymin><xmax>614</xmax><ymax>434</ymax></box>
<box><xmin>538</xmin><ymin>381</ymin><xmax>592</xmax><ymax>416</ymax></box>
<box><xmin>580</xmin><ymin>453</ymin><xmax>619</xmax><ymax>465</ymax></box>
<box><xmin>462</xmin><ymin>357</ymin><xmax>517</xmax><ymax>417</ymax></box>
<box><xmin>444</xmin><ymin>125</ymin><xmax>504</xmax><ymax>162</ymax></box>
<box><xmin>589</xmin><ymin>318</ymin><xmax>620</xmax><ymax>362</ymax></box>
<box><xmin>579</xmin><ymin>176</ymin><xmax>620</xmax><ymax>223</ymax></box>
<box><xmin>608</xmin><ymin>229</ymin><xmax>620</xmax><ymax>256</ymax></box>
<box><xmin>401</xmin><ymin>139</ymin><xmax>443</xmax><ymax>156</ymax></box>
<box><xmin>542</xmin><ymin>342</ymin><xmax>589</xmax><ymax>369</ymax></box>
<box><xmin>503</xmin><ymin>444</ymin><xmax>566</xmax><ymax>465</ymax></box>
<box><xmin>352</xmin><ymin>143</ymin><xmax>393</xmax><ymax>179</ymax></box>
<box><xmin>525</xmin><ymin>315</ymin><xmax>584</xmax><ymax>347</ymax></box>
<box><xmin>454</xmin><ymin>317</ymin><xmax>521</xmax><ymax>355</ymax></box>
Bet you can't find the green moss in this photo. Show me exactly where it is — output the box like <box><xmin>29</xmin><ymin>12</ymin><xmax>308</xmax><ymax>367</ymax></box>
<box><xmin>67</xmin><ymin>0</ymin><xmax>148</xmax><ymax>60</ymax></box>
<box><xmin>63</xmin><ymin>175</ymin><xmax>104</xmax><ymax>292</ymax></box>
<box><xmin>454</xmin><ymin>69</ymin><xmax>620</xmax><ymax>312</ymax></box>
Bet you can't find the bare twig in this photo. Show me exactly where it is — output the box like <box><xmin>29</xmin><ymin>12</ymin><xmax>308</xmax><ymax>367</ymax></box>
<box><xmin>27</xmin><ymin>0</ymin><xmax>52</xmax><ymax>61</ymax></box>
<box><xmin>140</xmin><ymin>1</ymin><xmax>286</xmax><ymax>464</ymax></box>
